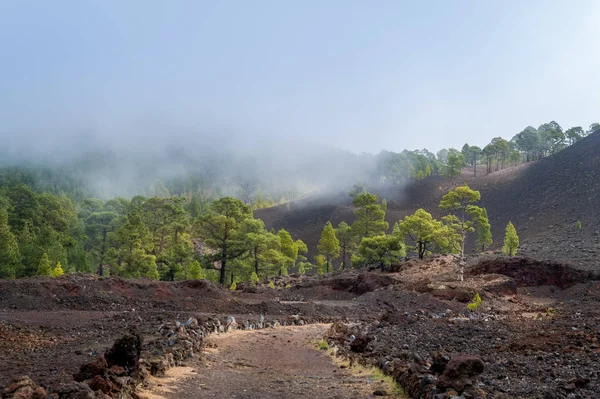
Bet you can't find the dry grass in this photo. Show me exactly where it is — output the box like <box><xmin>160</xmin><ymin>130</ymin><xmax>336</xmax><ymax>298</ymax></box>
<box><xmin>326</xmin><ymin>346</ymin><xmax>408</xmax><ymax>398</ymax></box>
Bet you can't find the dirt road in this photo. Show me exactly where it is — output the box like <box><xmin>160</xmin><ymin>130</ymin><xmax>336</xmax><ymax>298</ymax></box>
<box><xmin>141</xmin><ymin>324</ymin><xmax>403</xmax><ymax>399</ymax></box>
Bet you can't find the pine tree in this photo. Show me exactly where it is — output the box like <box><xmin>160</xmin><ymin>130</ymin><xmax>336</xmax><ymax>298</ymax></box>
<box><xmin>472</xmin><ymin>208</ymin><xmax>492</xmax><ymax>251</ymax></box>
<box><xmin>277</xmin><ymin>229</ymin><xmax>299</xmax><ymax>274</ymax></box>
<box><xmin>502</xmin><ymin>221</ymin><xmax>519</xmax><ymax>256</ymax></box>
<box><xmin>145</xmin><ymin>257</ymin><xmax>159</xmax><ymax>280</ymax></box>
<box><xmin>335</xmin><ymin>221</ymin><xmax>356</xmax><ymax>269</ymax></box>
<box><xmin>425</xmin><ymin>164</ymin><xmax>432</xmax><ymax>177</ymax></box>
<box><xmin>398</xmin><ymin>209</ymin><xmax>444</xmax><ymax>259</ymax></box>
<box><xmin>196</xmin><ymin>197</ymin><xmax>253</xmax><ymax>285</ymax></box>
<box><xmin>188</xmin><ymin>260</ymin><xmax>204</xmax><ymax>280</ymax></box>
<box><xmin>351</xmin><ymin>192</ymin><xmax>389</xmax><ymax>241</ymax></box>
<box><xmin>352</xmin><ymin>235</ymin><xmax>405</xmax><ymax>271</ymax></box>
<box><xmin>239</xmin><ymin>219</ymin><xmax>281</xmax><ymax>277</ymax></box>
<box><xmin>37</xmin><ymin>253</ymin><xmax>53</xmax><ymax>276</ymax></box>
<box><xmin>317</xmin><ymin>222</ymin><xmax>340</xmax><ymax>273</ymax></box>
<box><xmin>439</xmin><ymin>184</ymin><xmax>481</xmax><ymax>258</ymax></box>
<box><xmin>51</xmin><ymin>261</ymin><xmax>64</xmax><ymax>278</ymax></box>
<box><xmin>0</xmin><ymin>208</ymin><xmax>21</xmax><ymax>279</ymax></box>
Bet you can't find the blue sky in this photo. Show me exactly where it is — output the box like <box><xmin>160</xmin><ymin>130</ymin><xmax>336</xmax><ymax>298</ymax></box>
<box><xmin>1</xmin><ymin>0</ymin><xmax>598</xmax><ymax>153</ymax></box>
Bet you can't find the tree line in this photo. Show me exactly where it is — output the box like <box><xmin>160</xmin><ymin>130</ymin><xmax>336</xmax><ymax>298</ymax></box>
<box><xmin>0</xmin><ymin>181</ymin><xmax>520</xmax><ymax>284</ymax></box>
<box><xmin>0</xmin><ymin>183</ymin><xmax>310</xmax><ymax>285</ymax></box>
<box><xmin>378</xmin><ymin>120</ymin><xmax>599</xmax><ymax>183</ymax></box>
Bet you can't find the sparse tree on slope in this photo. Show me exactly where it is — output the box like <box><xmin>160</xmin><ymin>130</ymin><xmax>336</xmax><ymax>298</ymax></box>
<box><xmin>565</xmin><ymin>126</ymin><xmax>584</xmax><ymax>146</ymax></box>
<box><xmin>398</xmin><ymin>209</ymin><xmax>444</xmax><ymax>259</ymax></box>
<box><xmin>352</xmin><ymin>235</ymin><xmax>405</xmax><ymax>271</ymax></box>
<box><xmin>468</xmin><ymin>146</ymin><xmax>482</xmax><ymax>177</ymax></box>
<box><xmin>502</xmin><ymin>221</ymin><xmax>519</xmax><ymax>257</ymax></box>
<box><xmin>443</xmin><ymin>150</ymin><xmax>465</xmax><ymax>184</ymax></box>
<box><xmin>317</xmin><ymin>222</ymin><xmax>340</xmax><ymax>273</ymax></box>
<box><xmin>437</xmin><ymin>149</ymin><xmax>449</xmax><ymax>164</ymax></box>
<box><xmin>470</xmin><ymin>207</ymin><xmax>492</xmax><ymax>251</ymax></box>
<box><xmin>439</xmin><ymin>184</ymin><xmax>482</xmax><ymax>259</ymax></box>
<box><xmin>351</xmin><ymin>192</ymin><xmax>389</xmax><ymax>241</ymax></box>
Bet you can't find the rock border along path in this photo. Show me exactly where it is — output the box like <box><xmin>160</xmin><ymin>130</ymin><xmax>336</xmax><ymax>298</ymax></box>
<box><xmin>140</xmin><ymin>324</ymin><xmax>405</xmax><ymax>399</ymax></box>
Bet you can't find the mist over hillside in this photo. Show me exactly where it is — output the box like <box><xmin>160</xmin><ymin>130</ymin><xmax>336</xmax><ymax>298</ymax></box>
<box><xmin>0</xmin><ymin>129</ymin><xmax>381</xmax><ymax>201</ymax></box>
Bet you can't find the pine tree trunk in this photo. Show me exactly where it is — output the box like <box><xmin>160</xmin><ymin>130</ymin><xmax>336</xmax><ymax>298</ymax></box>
<box><xmin>254</xmin><ymin>247</ymin><xmax>259</xmax><ymax>275</ymax></box>
<box><xmin>220</xmin><ymin>243</ymin><xmax>227</xmax><ymax>285</ymax></box>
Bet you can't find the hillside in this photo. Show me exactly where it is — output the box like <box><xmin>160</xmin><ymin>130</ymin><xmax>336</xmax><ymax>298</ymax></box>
<box><xmin>257</xmin><ymin>131</ymin><xmax>600</xmax><ymax>270</ymax></box>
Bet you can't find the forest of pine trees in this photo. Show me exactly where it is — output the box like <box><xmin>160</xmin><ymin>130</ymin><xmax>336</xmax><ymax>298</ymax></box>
<box><xmin>0</xmin><ymin>118</ymin><xmax>592</xmax><ymax>282</ymax></box>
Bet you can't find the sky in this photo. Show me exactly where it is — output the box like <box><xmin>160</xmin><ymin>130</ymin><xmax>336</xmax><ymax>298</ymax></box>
<box><xmin>1</xmin><ymin>0</ymin><xmax>599</xmax><ymax>154</ymax></box>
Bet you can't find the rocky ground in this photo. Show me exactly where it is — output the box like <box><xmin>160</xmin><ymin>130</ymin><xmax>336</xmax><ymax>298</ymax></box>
<box><xmin>1</xmin><ymin>255</ymin><xmax>599</xmax><ymax>398</ymax></box>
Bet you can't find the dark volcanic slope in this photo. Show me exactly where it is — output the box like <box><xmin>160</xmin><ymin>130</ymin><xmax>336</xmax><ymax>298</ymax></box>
<box><xmin>477</xmin><ymin>130</ymin><xmax>600</xmax><ymax>269</ymax></box>
<box><xmin>257</xmin><ymin>131</ymin><xmax>600</xmax><ymax>270</ymax></box>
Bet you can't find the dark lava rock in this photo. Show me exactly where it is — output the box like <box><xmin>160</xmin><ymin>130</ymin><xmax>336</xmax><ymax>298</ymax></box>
<box><xmin>350</xmin><ymin>334</ymin><xmax>372</xmax><ymax>353</ymax></box>
<box><xmin>436</xmin><ymin>355</ymin><xmax>484</xmax><ymax>392</ymax></box>
<box><xmin>431</xmin><ymin>351</ymin><xmax>451</xmax><ymax>375</ymax></box>
<box><xmin>104</xmin><ymin>333</ymin><xmax>142</xmax><ymax>378</ymax></box>
<box><xmin>73</xmin><ymin>356</ymin><xmax>108</xmax><ymax>382</ymax></box>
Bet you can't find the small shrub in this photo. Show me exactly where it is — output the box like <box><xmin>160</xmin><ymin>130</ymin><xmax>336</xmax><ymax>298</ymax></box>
<box><xmin>51</xmin><ymin>262</ymin><xmax>64</xmax><ymax>278</ymax></box>
<box><xmin>284</xmin><ymin>284</ymin><xmax>292</xmax><ymax>289</ymax></box>
<box><xmin>576</xmin><ymin>220</ymin><xmax>582</xmax><ymax>230</ymax></box>
<box><xmin>315</xmin><ymin>339</ymin><xmax>329</xmax><ymax>351</ymax></box>
<box><xmin>267</xmin><ymin>281</ymin><xmax>275</xmax><ymax>289</ymax></box>
<box><xmin>230</xmin><ymin>282</ymin><xmax>237</xmax><ymax>291</ymax></box>
<box><xmin>467</xmin><ymin>292</ymin><xmax>482</xmax><ymax>312</ymax></box>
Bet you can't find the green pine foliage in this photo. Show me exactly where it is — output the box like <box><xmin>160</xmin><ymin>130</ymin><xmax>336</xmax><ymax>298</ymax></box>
<box><xmin>467</xmin><ymin>293</ymin><xmax>482</xmax><ymax>311</ymax></box>
<box><xmin>0</xmin><ymin>208</ymin><xmax>21</xmax><ymax>279</ymax></box>
<box><xmin>351</xmin><ymin>192</ymin><xmax>389</xmax><ymax>240</ymax></box>
<box><xmin>37</xmin><ymin>253</ymin><xmax>53</xmax><ymax>276</ymax></box>
<box><xmin>398</xmin><ymin>209</ymin><xmax>445</xmax><ymax>259</ymax></box>
<box><xmin>51</xmin><ymin>261</ymin><xmax>64</xmax><ymax>278</ymax></box>
<box><xmin>335</xmin><ymin>221</ymin><xmax>356</xmax><ymax>269</ymax></box>
<box><xmin>502</xmin><ymin>222</ymin><xmax>519</xmax><ymax>257</ymax></box>
<box><xmin>317</xmin><ymin>222</ymin><xmax>340</xmax><ymax>273</ymax></box>
<box><xmin>439</xmin><ymin>184</ymin><xmax>482</xmax><ymax>258</ymax></box>
<box><xmin>188</xmin><ymin>261</ymin><xmax>204</xmax><ymax>280</ymax></box>
<box><xmin>145</xmin><ymin>257</ymin><xmax>160</xmax><ymax>280</ymax></box>
<box><xmin>352</xmin><ymin>235</ymin><xmax>405</xmax><ymax>271</ymax></box>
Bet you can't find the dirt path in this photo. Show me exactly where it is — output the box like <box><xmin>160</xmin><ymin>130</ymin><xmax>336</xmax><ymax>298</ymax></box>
<box><xmin>140</xmin><ymin>324</ymin><xmax>403</xmax><ymax>399</ymax></box>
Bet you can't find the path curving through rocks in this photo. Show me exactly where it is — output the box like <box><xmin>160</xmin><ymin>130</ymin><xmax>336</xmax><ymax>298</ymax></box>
<box><xmin>140</xmin><ymin>324</ymin><xmax>405</xmax><ymax>399</ymax></box>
